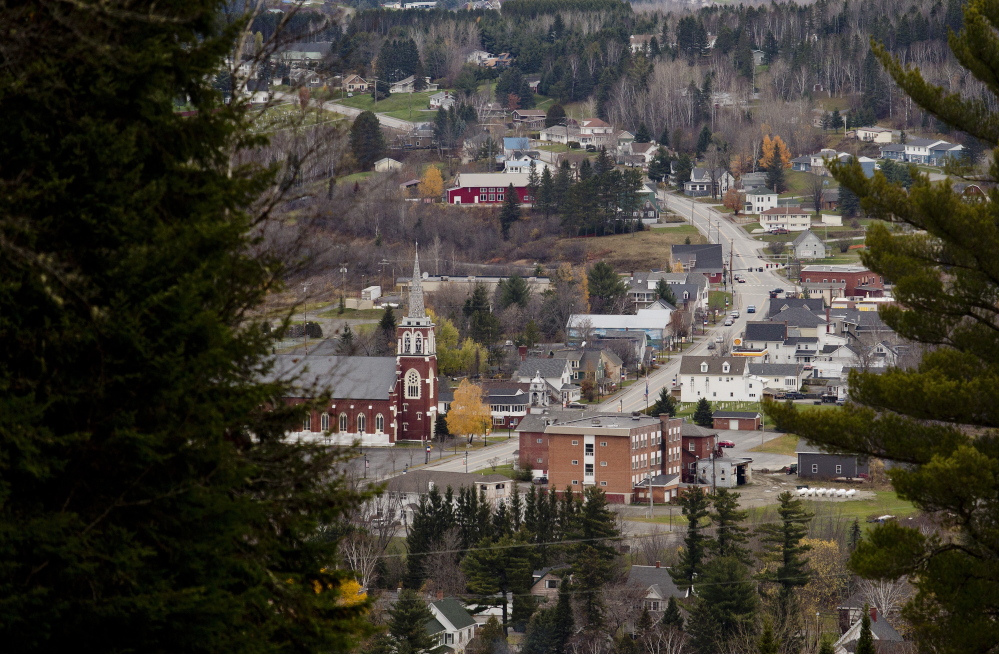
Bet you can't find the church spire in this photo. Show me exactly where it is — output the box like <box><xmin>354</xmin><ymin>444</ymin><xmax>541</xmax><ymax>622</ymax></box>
<box><xmin>408</xmin><ymin>244</ymin><xmax>426</xmax><ymax>319</ymax></box>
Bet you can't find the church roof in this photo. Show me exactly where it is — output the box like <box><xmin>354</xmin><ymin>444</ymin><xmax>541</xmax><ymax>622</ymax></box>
<box><xmin>264</xmin><ymin>355</ymin><xmax>398</xmax><ymax>400</ymax></box>
<box><xmin>409</xmin><ymin>248</ymin><xmax>426</xmax><ymax>319</ymax></box>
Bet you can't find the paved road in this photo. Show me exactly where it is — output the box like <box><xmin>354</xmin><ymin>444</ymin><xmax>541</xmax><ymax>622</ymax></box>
<box><xmin>599</xmin><ymin>193</ymin><xmax>795</xmax><ymax>414</ymax></box>
<box><xmin>273</xmin><ymin>92</ymin><xmax>416</xmax><ymax>131</ymax></box>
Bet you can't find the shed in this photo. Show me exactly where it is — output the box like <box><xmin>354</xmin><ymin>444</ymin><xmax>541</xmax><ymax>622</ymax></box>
<box><xmin>712</xmin><ymin>410</ymin><xmax>762</xmax><ymax>431</ymax></box>
<box><xmin>796</xmin><ymin>439</ymin><xmax>869</xmax><ymax>479</ymax></box>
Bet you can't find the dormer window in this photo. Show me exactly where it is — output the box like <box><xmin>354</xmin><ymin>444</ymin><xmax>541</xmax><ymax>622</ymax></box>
<box><xmin>722</xmin><ymin>362</ymin><xmax>730</xmax><ymax>374</ymax></box>
<box><xmin>700</xmin><ymin>362</ymin><xmax>708</xmax><ymax>373</ymax></box>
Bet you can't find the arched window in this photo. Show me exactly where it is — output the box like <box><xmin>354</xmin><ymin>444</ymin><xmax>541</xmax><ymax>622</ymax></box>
<box><xmin>375</xmin><ymin>414</ymin><xmax>385</xmax><ymax>433</ymax></box>
<box><xmin>357</xmin><ymin>413</ymin><xmax>366</xmax><ymax>434</ymax></box>
<box><xmin>320</xmin><ymin>413</ymin><xmax>329</xmax><ymax>431</ymax></box>
<box><xmin>415</xmin><ymin>333</ymin><xmax>423</xmax><ymax>354</ymax></box>
<box><xmin>303</xmin><ymin>413</ymin><xmax>312</xmax><ymax>431</ymax></box>
<box><xmin>403</xmin><ymin>332</ymin><xmax>412</xmax><ymax>353</ymax></box>
<box><xmin>339</xmin><ymin>413</ymin><xmax>348</xmax><ymax>433</ymax></box>
<box><xmin>405</xmin><ymin>369</ymin><xmax>421</xmax><ymax>399</ymax></box>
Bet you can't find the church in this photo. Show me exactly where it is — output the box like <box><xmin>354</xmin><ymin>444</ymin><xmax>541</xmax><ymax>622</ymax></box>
<box><xmin>268</xmin><ymin>253</ymin><xmax>438</xmax><ymax>446</ymax></box>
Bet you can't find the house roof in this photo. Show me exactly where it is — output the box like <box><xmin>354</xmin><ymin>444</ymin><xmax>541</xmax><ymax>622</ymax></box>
<box><xmin>263</xmin><ymin>355</ymin><xmax>397</xmax><ymax>399</ymax></box>
<box><xmin>425</xmin><ymin>617</ymin><xmax>446</xmax><ymax>636</ymax></box>
<box><xmin>679</xmin><ymin>356</ymin><xmax>747</xmax><ymax>375</ymax></box>
<box><xmin>627</xmin><ymin>565</ymin><xmax>687</xmax><ymax>599</ymax></box>
<box><xmin>581</xmin><ymin>118</ymin><xmax>611</xmax><ymax>128</ymax></box>
<box><xmin>712</xmin><ymin>411</ymin><xmax>761</xmax><ymax>419</ymax></box>
<box><xmin>689</xmin><ymin>167</ymin><xmax>731</xmax><ymax>183</ymax></box>
<box><xmin>513</xmin><ymin>110</ymin><xmax>546</xmax><ymax>117</ymax></box>
<box><xmin>517</xmin><ymin>357</ymin><xmax>569</xmax><ymax>380</ymax></box>
<box><xmin>880</xmin><ymin>144</ymin><xmax>905</xmax><ymax>152</ymax></box>
<box><xmin>762</xmin><ymin>206</ymin><xmax>811</xmax><ymax>216</ymax></box>
<box><xmin>670</xmin><ymin>244</ymin><xmax>724</xmax><ymax>273</ymax></box>
<box><xmin>431</xmin><ymin>598</ymin><xmax>477</xmax><ymax>631</ymax></box>
<box><xmin>635</xmin><ymin>473</ymin><xmax>681</xmax><ymax>487</ymax></box>
<box><xmin>503</xmin><ymin>137</ymin><xmax>531</xmax><ymax>150</ymax></box>
<box><xmin>746</xmin><ymin>187</ymin><xmax>777</xmax><ymax>196</ymax></box>
<box><xmin>744</xmin><ymin>322</ymin><xmax>787</xmax><ymax>342</ymax></box>
<box><xmin>438</xmin><ymin>377</ymin><xmax>454</xmax><ymax>402</ymax></box>
<box><xmin>452</xmin><ymin>172</ymin><xmax>530</xmax><ymax>188</ymax></box>
<box><xmin>749</xmin><ymin>363</ymin><xmax>802</xmax><ymax>376</ymax></box>
<box><xmin>770</xmin><ymin>306</ymin><xmax>827</xmax><ymax>328</ymax></box>
<box><xmin>833</xmin><ymin>612</ymin><xmax>904</xmax><ymax>653</ymax></box>
<box><xmin>279</xmin><ymin>42</ymin><xmax>333</xmax><ymax>55</ymax></box>
<box><xmin>682</xmin><ymin>422</ymin><xmax>717</xmax><ymax>437</ymax></box>
<box><xmin>790</xmin><ymin>155</ymin><xmax>811</xmax><ymax>164</ymax></box>
<box><xmin>768</xmin><ymin>298</ymin><xmax>825</xmax><ymax>317</ymax></box>
<box><xmin>631</xmin><ymin>142</ymin><xmax>654</xmax><ymax>154</ymax></box>
<box><xmin>792</xmin><ymin>230</ymin><xmax>824</xmax><ymax>246</ymax></box>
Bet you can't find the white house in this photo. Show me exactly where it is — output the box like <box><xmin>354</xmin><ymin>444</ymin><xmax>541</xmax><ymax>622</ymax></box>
<box><xmin>504</xmin><ymin>157</ymin><xmax>552</xmax><ymax>174</ymax></box>
<box><xmin>855</xmin><ymin>126</ymin><xmax>893</xmax><ymax>143</ymax></box>
<box><xmin>466</xmin><ymin>50</ymin><xmax>493</xmax><ymax>65</ymax></box>
<box><xmin>429</xmin><ymin>90</ymin><xmax>455</xmax><ymax>109</ymax></box>
<box><xmin>748</xmin><ymin>363</ymin><xmax>805</xmax><ymax>394</ymax></box>
<box><xmin>678</xmin><ymin>356</ymin><xmax>761</xmax><ymax>403</ymax></box>
<box><xmin>792</xmin><ymin>230</ymin><xmax>830</xmax><ymax>259</ymax></box>
<box><xmin>684</xmin><ymin>167</ymin><xmax>736</xmax><ymax>198</ymax></box>
<box><xmin>744</xmin><ymin>188</ymin><xmax>779</xmax><ymax>214</ymax></box>
<box><xmin>539</xmin><ymin>124</ymin><xmax>581</xmax><ymax>144</ymax></box>
<box><xmin>427</xmin><ymin>598</ymin><xmax>478</xmax><ymax>653</ymax></box>
<box><xmin>515</xmin><ymin>357</ymin><xmax>580</xmax><ymax>404</ymax></box>
<box><xmin>374</xmin><ymin>157</ymin><xmax>403</xmax><ymax>172</ymax></box>
<box><xmin>760</xmin><ymin>206</ymin><xmax>811</xmax><ymax>231</ymax></box>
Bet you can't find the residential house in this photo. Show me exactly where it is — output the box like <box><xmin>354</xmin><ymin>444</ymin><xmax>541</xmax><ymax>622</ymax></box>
<box><xmin>503</xmin><ymin>156</ymin><xmax>552</xmax><ymax>174</ymax></box>
<box><xmin>595</xmin><ymin>331</ymin><xmax>650</xmax><ymax>366</ymax></box>
<box><xmin>684</xmin><ymin>167</ymin><xmax>736</xmax><ymax>198</ymax></box>
<box><xmin>396</xmin><ymin>122</ymin><xmax>435</xmax><ymax>149</ymax></box>
<box><xmin>745</xmin><ymin>188</ymin><xmax>779</xmax><ymax>214</ymax></box>
<box><xmin>530</xmin><ymin>565</ymin><xmax>570</xmax><ymax>604</ymax></box>
<box><xmin>512</xmin><ymin>109</ymin><xmax>546</xmax><ymax>126</ymax></box>
<box><xmin>796</xmin><ymin>439</ymin><xmax>869</xmax><ymax>479</ymax></box>
<box><xmin>769</xmin><ymin>305</ymin><xmax>829</xmax><ymax>338</ymax></box>
<box><xmin>740</xmin><ymin>171</ymin><xmax>768</xmax><ymax>191</ymax></box>
<box><xmin>821</xmin><ymin>187</ymin><xmax>840</xmax><ymax>210</ymax></box>
<box><xmin>627</xmin><ymin>564</ymin><xmax>687</xmax><ymax>614</ymax></box>
<box><xmin>276</xmin><ymin>42</ymin><xmax>332</xmax><ymax>62</ymax></box>
<box><xmin>426</xmin><ymin>598</ymin><xmax>478</xmax><ymax>653</ymax></box>
<box><xmin>502</xmin><ymin>137</ymin><xmax>531</xmax><ymax>157</ymax></box>
<box><xmin>515</xmin><ymin>357</ymin><xmax>580</xmax><ymax>404</ymax></box>
<box><xmin>738</xmin><ymin>322</ymin><xmax>788</xmax><ymax>361</ymax></box>
<box><xmin>678</xmin><ymin>356</ymin><xmax>761</xmax><ymax>403</ymax></box>
<box><xmin>484</xmin><ymin>52</ymin><xmax>513</xmax><ymax>68</ymax></box>
<box><xmin>481</xmin><ymin>383</ymin><xmax>533</xmax><ymax>432</ymax></box>
<box><xmin>627</xmin><ymin>271</ymin><xmax>709</xmax><ymax>310</ymax></box>
<box><xmin>386</xmin><ymin>471</ymin><xmax>513</xmax><ymax>524</ymax></box>
<box><xmin>374</xmin><ymin>157</ymin><xmax>403</xmax><ymax>172</ymax></box>
<box><xmin>447</xmin><ymin>172</ymin><xmax>533</xmax><ymax>205</ymax></box>
<box><xmin>749</xmin><ymin>363</ymin><xmax>805</xmax><ymax>395</ymax></box>
<box><xmin>633</xmin><ymin>184</ymin><xmax>661</xmax><ymax>221</ymax></box>
<box><xmin>790</xmin><ymin>155</ymin><xmax>813</xmax><ymax>172</ymax></box>
<box><xmin>670</xmin><ymin>244</ymin><xmax>725</xmax><ymax>283</ymax></box>
<box><xmin>629</xmin><ymin>34</ymin><xmax>656</xmax><ymax>53</ymax></box>
<box><xmin>712</xmin><ymin>410</ymin><xmax>762</xmax><ymax>430</ymax></box>
<box><xmin>832</xmin><ymin>611</ymin><xmax>907</xmax><ymax>654</ymax></box>
<box><xmin>792</xmin><ymin>230</ymin><xmax>830</xmax><ymax>259</ymax></box>
<box><xmin>539</xmin><ymin>124</ymin><xmax>581</xmax><ymax>144</ymax></box>
<box><xmin>681</xmin><ymin>422</ymin><xmax>718</xmax><ymax>482</ymax></box>
<box><xmin>622</xmin><ymin>141</ymin><xmax>657</xmax><ymax>164</ymax></box>
<box><xmin>525</xmin><ymin>76</ymin><xmax>541</xmax><ymax>92</ymax></box>
<box><xmin>751</xmin><ymin>49</ymin><xmax>766</xmax><ymax>65</ymax></box>
<box><xmin>760</xmin><ymin>206</ymin><xmax>811</xmax><ymax>232</ymax></box>
<box><xmin>245</xmin><ymin>78</ymin><xmax>270</xmax><ymax>105</ymax></box>
<box><xmin>428</xmin><ymin>90</ymin><xmax>455</xmax><ymax>109</ymax></box>
<box><xmin>855</xmin><ymin>126</ymin><xmax>894</xmax><ymax>143</ymax></box>
<box><xmin>800</xmin><ymin>264</ymin><xmax>885</xmax><ymax>297</ymax></box>
<box><xmin>578</xmin><ymin>118</ymin><xmax>615</xmax><ymax>147</ymax></box>
<box><xmin>466</xmin><ymin>50</ymin><xmax>492</xmax><ymax>65</ymax></box>
<box><xmin>616</xmin><ymin>130</ymin><xmax>636</xmax><ymax>149</ymax></box>
<box><xmin>810</xmin><ymin>149</ymin><xmax>851</xmax><ymax>176</ymax></box>
<box><xmin>343</xmin><ymin>74</ymin><xmax>368</xmax><ymax>93</ymax></box>
<box><xmin>879</xmin><ymin>138</ymin><xmax>964</xmax><ymax>165</ymax></box>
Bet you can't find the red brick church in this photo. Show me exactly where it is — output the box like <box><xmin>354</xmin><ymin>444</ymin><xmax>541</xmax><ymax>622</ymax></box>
<box><xmin>269</xmin><ymin>252</ymin><xmax>438</xmax><ymax>446</ymax></box>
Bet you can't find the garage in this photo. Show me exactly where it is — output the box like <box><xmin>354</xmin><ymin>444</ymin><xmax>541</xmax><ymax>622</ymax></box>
<box><xmin>712</xmin><ymin>410</ymin><xmax>762</xmax><ymax>431</ymax></box>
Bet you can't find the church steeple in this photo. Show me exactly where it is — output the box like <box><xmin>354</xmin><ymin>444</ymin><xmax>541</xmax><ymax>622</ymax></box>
<box><xmin>408</xmin><ymin>245</ymin><xmax>426</xmax><ymax>319</ymax></box>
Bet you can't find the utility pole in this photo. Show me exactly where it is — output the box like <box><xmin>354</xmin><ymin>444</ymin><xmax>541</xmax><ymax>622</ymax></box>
<box><xmin>729</xmin><ymin>239</ymin><xmax>734</xmax><ymax>290</ymax></box>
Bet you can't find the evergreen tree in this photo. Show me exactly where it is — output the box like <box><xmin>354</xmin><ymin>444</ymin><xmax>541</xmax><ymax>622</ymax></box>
<box><xmin>839</xmin><ymin>184</ymin><xmax>860</xmax><ymax>217</ymax></box>
<box><xmin>587</xmin><ymin>262</ymin><xmax>628</xmax><ymax>314</ymax></box>
<box><xmin>710</xmin><ymin>489</ymin><xmax>751</xmax><ymax>564</ymax></box>
<box><xmin>497</xmin><ymin>275</ymin><xmax>531</xmax><ymax>309</ymax></box>
<box><xmin>693</xmin><ymin>398</ymin><xmax>713</xmax><ymax>426</ymax></box>
<box><xmin>818</xmin><ymin>638</ymin><xmax>835</xmax><ymax>654</ymax></box>
<box><xmin>671</xmin><ymin>486</ymin><xmax>713</xmax><ymax>593</ymax></box>
<box><xmin>674</xmin><ymin>153</ymin><xmax>694</xmax><ymax>188</ymax></box>
<box><xmin>379</xmin><ymin>304</ymin><xmax>397</xmax><ymax>353</ymax></box>
<box><xmin>651</xmin><ymin>387</ymin><xmax>678</xmax><ymax>417</ymax></box>
<box><xmin>655</xmin><ymin>278</ymin><xmax>678</xmax><ymax>305</ymax></box>
<box><xmin>763</xmin><ymin>31</ymin><xmax>780</xmax><ymax>64</ymax></box>
<box><xmin>848</xmin><ymin>518</ymin><xmax>863</xmax><ymax>551</ymax></box>
<box><xmin>405</xmin><ymin>485</ymin><xmax>455</xmax><ymax>588</ymax></box>
<box><xmin>338</xmin><ymin>323</ymin><xmax>357</xmax><ymax>354</ymax></box>
<box><xmin>661</xmin><ymin>596</ymin><xmax>684</xmax><ymax>631</ymax></box>
<box><xmin>766</xmin><ymin>157</ymin><xmax>787</xmax><ymax>194</ymax></box>
<box><xmin>468</xmin><ymin>616</ymin><xmax>509</xmax><ymax>654</ymax></box>
<box><xmin>578</xmin><ymin>159</ymin><xmax>593</xmax><ymax>180</ymax></box>
<box><xmin>758</xmin><ymin>620</ymin><xmax>781</xmax><ymax>654</ymax></box>
<box><xmin>634</xmin><ymin>122</ymin><xmax>652</xmax><ymax>143</ymax></box>
<box><xmin>388</xmin><ymin>589</ymin><xmax>439</xmax><ymax>654</ymax></box>
<box><xmin>462</xmin><ymin>532</ymin><xmax>535</xmax><ymax>635</ymax></box>
<box><xmin>659</xmin><ymin>126</ymin><xmax>670</xmax><ymax>148</ymax></box>
<box><xmin>569</xmin><ymin>487</ymin><xmax>619</xmax><ymax>628</ymax></box>
<box><xmin>648</xmin><ymin>146</ymin><xmax>673</xmax><ymax>183</ymax></box>
<box><xmin>545</xmin><ymin>103</ymin><xmax>567</xmax><ymax>128</ymax></box>
<box><xmin>463</xmin><ymin>284</ymin><xmax>502</xmax><ymax>346</ymax></box>
<box><xmin>696</xmin><ymin>125</ymin><xmax>712</xmax><ymax>157</ymax></box>
<box><xmin>686</xmin><ymin>557</ymin><xmax>759</xmax><ymax>654</ymax></box>
<box><xmin>550</xmin><ymin>576</ymin><xmax>575</xmax><ymax>653</ymax></box>
<box><xmin>537</xmin><ymin>166</ymin><xmax>556</xmax><ymax>218</ymax></box>
<box><xmin>499</xmin><ymin>184</ymin><xmax>521</xmax><ymax>240</ymax></box>
<box><xmin>527</xmin><ymin>162</ymin><xmax>541</xmax><ymax>211</ymax></box>
<box><xmin>855</xmin><ymin>606</ymin><xmax>876</xmax><ymax>654</ymax></box>
<box><xmin>830</xmin><ymin>109</ymin><xmax>844</xmax><ymax>133</ymax></box>
<box><xmin>350</xmin><ymin>110</ymin><xmax>386</xmax><ymax>170</ymax></box>
<box><xmin>0</xmin><ymin>2</ymin><xmax>373</xmax><ymax>652</ymax></box>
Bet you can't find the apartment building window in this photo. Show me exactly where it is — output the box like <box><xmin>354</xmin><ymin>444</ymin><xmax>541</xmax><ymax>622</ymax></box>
<box><xmin>537</xmin><ymin>438</ymin><xmax>543</xmax><ymax>444</ymax></box>
<box><xmin>689</xmin><ymin>442</ymin><xmax>695</xmax><ymax>451</ymax></box>
<box><xmin>303</xmin><ymin>413</ymin><xmax>311</xmax><ymax>431</ymax></box>
<box><xmin>572</xmin><ymin>480</ymin><xmax>578</xmax><ymax>485</ymax></box>
<box><xmin>600</xmin><ymin>442</ymin><xmax>607</xmax><ymax>447</ymax></box>
<box><xmin>572</xmin><ymin>460</ymin><xmax>579</xmax><ymax>465</ymax></box>
<box><xmin>537</xmin><ymin>458</ymin><xmax>543</xmax><ymax>463</ymax></box>
<box><xmin>585</xmin><ymin>464</ymin><xmax>594</xmax><ymax>475</ymax></box>
<box><xmin>585</xmin><ymin>444</ymin><xmax>594</xmax><ymax>455</ymax></box>
<box><xmin>600</xmin><ymin>481</ymin><xmax>608</xmax><ymax>486</ymax></box>
<box><xmin>572</xmin><ymin>440</ymin><xmax>579</xmax><ymax>446</ymax></box>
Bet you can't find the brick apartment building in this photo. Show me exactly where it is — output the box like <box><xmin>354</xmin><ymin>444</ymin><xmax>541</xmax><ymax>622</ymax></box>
<box><xmin>518</xmin><ymin>413</ymin><xmax>683</xmax><ymax>503</ymax></box>
<box><xmin>800</xmin><ymin>264</ymin><xmax>885</xmax><ymax>297</ymax></box>
<box><xmin>681</xmin><ymin>422</ymin><xmax>719</xmax><ymax>483</ymax></box>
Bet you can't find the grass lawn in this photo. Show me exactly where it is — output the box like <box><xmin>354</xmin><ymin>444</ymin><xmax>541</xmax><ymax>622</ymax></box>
<box><xmin>748</xmin><ymin>490</ymin><xmax>919</xmax><ymax>529</ymax></box>
<box><xmin>742</xmin><ymin>222</ymin><xmax>763</xmax><ymax>233</ymax></box>
<box><xmin>251</xmin><ymin>103</ymin><xmax>345</xmax><ymax>132</ymax></box>
<box><xmin>750</xmin><ymin>432</ymin><xmax>799</xmax><ymax>456</ymax></box>
<box><xmin>475</xmin><ymin>463</ymin><xmax>516</xmax><ymax>478</ymax></box>
<box><xmin>783</xmin><ymin>171</ymin><xmax>825</xmax><ymax>195</ymax></box>
<box><xmin>340</xmin><ymin>171</ymin><xmax>373</xmax><ymax>183</ymax></box>
<box><xmin>709</xmin><ymin>290</ymin><xmax>733</xmax><ymax>312</ymax></box>
<box><xmin>317</xmin><ymin>306</ymin><xmax>385</xmax><ymax>320</ymax></box>
<box><xmin>580</xmin><ymin>229</ymin><xmax>708</xmax><ymax>270</ymax></box>
<box><xmin>337</xmin><ymin>90</ymin><xmax>437</xmax><ymax>115</ymax></box>
<box><xmin>652</xmin><ymin>224</ymin><xmax>700</xmax><ymax>235</ymax></box>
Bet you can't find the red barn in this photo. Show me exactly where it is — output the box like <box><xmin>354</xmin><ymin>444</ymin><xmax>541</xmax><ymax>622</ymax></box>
<box><xmin>447</xmin><ymin>172</ymin><xmax>533</xmax><ymax>205</ymax></box>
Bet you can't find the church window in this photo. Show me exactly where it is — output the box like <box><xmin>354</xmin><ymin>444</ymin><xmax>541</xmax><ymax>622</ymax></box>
<box><xmin>357</xmin><ymin>413</ymin><xmax>366</xmax><ymax>434</ymax></box>
<box><xmin>415</xmin><ymin>333</ymin><xmax>423</xmax><ymax>354</ymax></box>
<box><xmin>403</xmin><ymin>332</ymin><xmax>412</xmax><ymax>353</ymax></box>
<box><xmin>375</xmin><ymin>414</ymin><xmax>385</xmax><ymax>433</ymax></box>
<box><xmin>339</xmin><ymin>413</ymin><xmax>348</xmax><ymax>433</ymax></box>
<box><xmin>320</xmin><ymin>413</ymin><xmax>329</xmax><ymax>431</ymax></box>
<box><xmin>303</xmin><ymin>413</ymin><xmax>312</xmax><ymax>431</ymax></box>
<box><xmin>405</xmin><ymin>370</ymin><xmax>421</xmax><ymax>399</ymax></box>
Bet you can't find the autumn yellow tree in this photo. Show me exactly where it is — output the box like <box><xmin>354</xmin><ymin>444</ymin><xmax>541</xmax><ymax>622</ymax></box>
<box><xmin>759</xmin><ymin>135</ymin><xmax>792</xmax><ymax>170</ymax></box>
<box><xmin>418</xmin><ymin>165</ymin><xmax>444</xmax><ymax>201</ymax></box>
<box><xmin>797</xmin><ymin>538</ymin><xmax>848</xmax><ymax>617</ymax></box>
<box><xmin>428</xmin><ymin>309</ymin><xmax>489</xmax><ymax>376</ymax></box>
<box><xmin>446</xmin><ymin>379</ymin><xmax>492</xmax><ymax>444</ymax></box>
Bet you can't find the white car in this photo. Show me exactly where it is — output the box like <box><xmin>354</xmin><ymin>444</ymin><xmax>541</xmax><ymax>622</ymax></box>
<box><xmin>730</xmin><ymin>311</ymin><xmax>740</xmax><ymax>318</ymax></box>
<box><xmin>724</xmin><ymin>318</ymin><xmax>734</xmax><ymax>326</ymax></box>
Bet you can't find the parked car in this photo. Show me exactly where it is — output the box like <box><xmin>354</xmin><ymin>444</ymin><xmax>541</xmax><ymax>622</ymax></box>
<box><xmin>707</xmin><ymin>342</ymin><xmax>716</xmax><ymax>350</ymax></box>
<box><xmin>770</xmin><ymin>227</ymin><xmax>789</xmax><ymax>234</ymax></box>
<box><xmin>786</xmin><ymin>464</ymin><xmax>798</xmax><ymax>475</ymax></box>
<box><xmin>715</xmin><ymin>335</ymin><xmax>723</xmax><ymax>343</ymax></box>
<box><xmin>724</xmin><ymin>318</ymin><xmax>734</xmax><ymax>326</ymax></box>
<box><xmin>785</xmin><ymin>391</ymin><xmax>805</xmax><ymax>400</ymax></box>
<box><xmin>730</xmin><ymin>311</ymin><xmax>740</xmax><ymax>318</ymax></box>
<box><xmin>718</xmin><ymin>440</ymin><xmax>735</xmax><ymax>448</ymax></box>
<box><xmin>747</xmin><ymin>305</ymin><xmax>756</xmax><ymax>313</ymax></box>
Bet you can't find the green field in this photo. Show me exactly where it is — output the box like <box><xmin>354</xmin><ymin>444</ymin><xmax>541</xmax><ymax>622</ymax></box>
<box><xmin>748</xmin><ymin>490</ymin><xmax>919</xmax><ymax>529</ymax></box>
<box><xmin>337</xmin><ymin>90</ymin><xmax>437</xmax><ymax>115</ymax></box>
<box><xmin>652</xmin><ymin>224</ymin><xmax>701</xmax><ymax>235</ymax></box>
<box><xmin>750</xmin><ymin>432</ymin><xmax>799</xmax><ymax>456</ymax></box>
<box><xmin>475</xmin><ymin>463</ymin><xmax>516</xmax><ymax>477</ymax></box>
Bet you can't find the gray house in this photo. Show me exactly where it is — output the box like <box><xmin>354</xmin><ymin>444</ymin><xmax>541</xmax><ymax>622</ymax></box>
<box><xmin>792</xmin><ymin>230</ymin><xmax>830</xmax><ymax>260</ymax></box>
<box><xmin>796</xmin><ymin>439</ymin><xmax>869</xmax><ymax>479</ymax></box>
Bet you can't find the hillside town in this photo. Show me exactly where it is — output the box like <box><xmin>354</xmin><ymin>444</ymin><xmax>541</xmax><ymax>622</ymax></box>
<box><xmin>5</xmin><ymin>1</ymin><xmax>996</xmax><ymax>654</ymax></box>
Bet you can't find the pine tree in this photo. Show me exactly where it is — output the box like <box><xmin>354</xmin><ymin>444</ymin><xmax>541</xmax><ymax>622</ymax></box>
<box><xmin>634</xmin><ymin>122</ymin><xmax>652</xmax><ymax>143</ymax></box>
<box><xmin>758</xmin><ymin>620</ymin><xmax>781</xmax><ymax>654</ymax></box>
<box><xmin>855</xmin><ymin>605</ymin><xmax>876</xmax><ymax>654</ymax></box>
<box><xmin>379</xmin><ymin>305</ymin><xmax>397</xmax><ymax>353</ymax></box>
<box><xmin>545</xmin><ymin>103</ymin><xmax>567</xmax><ymax>128</ymax></box>
<box><xmin>462</xmin><ymin>532</ymin><xmax>535</xmax><ymax>635</ymax></box>
<box><xmin>0</xmin><ymin>3</ymin><xmax>374</xmax><ymax>652</ymax></box>
<box><xmin>661</xmin><ymin>596</ymin><xmax>684</xmax><ymax>631</ymax></box>
<box><xmin>648</xmin><ymin>146</ymin><xmax>673</xmax><ymax>183</ymax></box>
<box><xmin>848</xmin><ymin>518</ymin><xmax>863</xmax><ymax>551</ymax></box>
<box><xmin>818</xmin><ymin>638</ymin><xmax>835</xmax><ymax>654</ymax></box>
<box><xmin>671</xmin><ymin>486</ymin><xmax>713</xmax><ymax>593</ymax></box>
<box><xmin>830</xmin><ymin>109</ymin><xmax>844</xmax><ymax>133</ymax></box>
<box><xmin>651</xmin><ymin>387</ymin><xmax>677</xmax><ymax>417</ymax></box>
<box><xmin>551</xmin><ymin>580</ymin><xmax>575</xmax><ymax>654</ymax></box>
<box><xmin>499</xmin><ymin>184</ymin><xmax>521</xmax><ymax>240</ymax></box>
<box><xmin>674</xmin><ymin>153</ymin><xmax>693</xmax><ymax>188</ymax></box>
<box><xmin>388</xmin><ymin>589</ymin><xmax>439</xmax><ymax>654</ymax></box>
<box><xmin>350</xmin><ymin>110</ymin><xmax>386</xmax><ymax>170</ymax></box>
<box><xmin>655</xmin><ymin>278</ymin><xmax>678</xmax><ymax>306</ymax></box>
<box><xmin>587</xmin><ymin>262</ymin><xmax>628</xmax><ymax>314</ymax></box>
<box><xmin>693</xmin><ymin>398</ymin><xmax>713</xmax><ymax>426</ymax></box>
<box><xmin>659</xmin><ymin>126</ymin><xmax>670</xmax><ymax>148</ymax></box>
<box><xmin>686</xmin><ymin>557</ymin><xmax>759</xmax><ymax>654</ymax></box>
<box><xmin>696</xmin><ymin>125</ymin><xmax>712</xmax><ymax>157</ymax></box>
<box><xmin>569</xmin><ymin>487</ymin><xmax>619</xmax><ymax>628</ymax></box>
<box><xmin>709</xmin><ymin>488</ymin><xmax>751</xmax><ymax>563</ymax></box>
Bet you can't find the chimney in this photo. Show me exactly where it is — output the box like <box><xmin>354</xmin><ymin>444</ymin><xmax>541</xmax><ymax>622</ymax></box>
<box><xmin>519</xmin><ymin>345</ymin><xmax>528</xmax><ymax>361</ymax></box>
<box><xmin>655</xmin><ymin>561</ymin><xmax>661</xmax><ymax>568</ymax></box>
<box><xmin>437</xmin><ymin>590</ymin><xmax>445</xmax><ymax>600</ymax></box>
<box><xmin>870</xmin><ymin>606</ymin><xmax>878</xmax><ymax>622</ymax></box>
